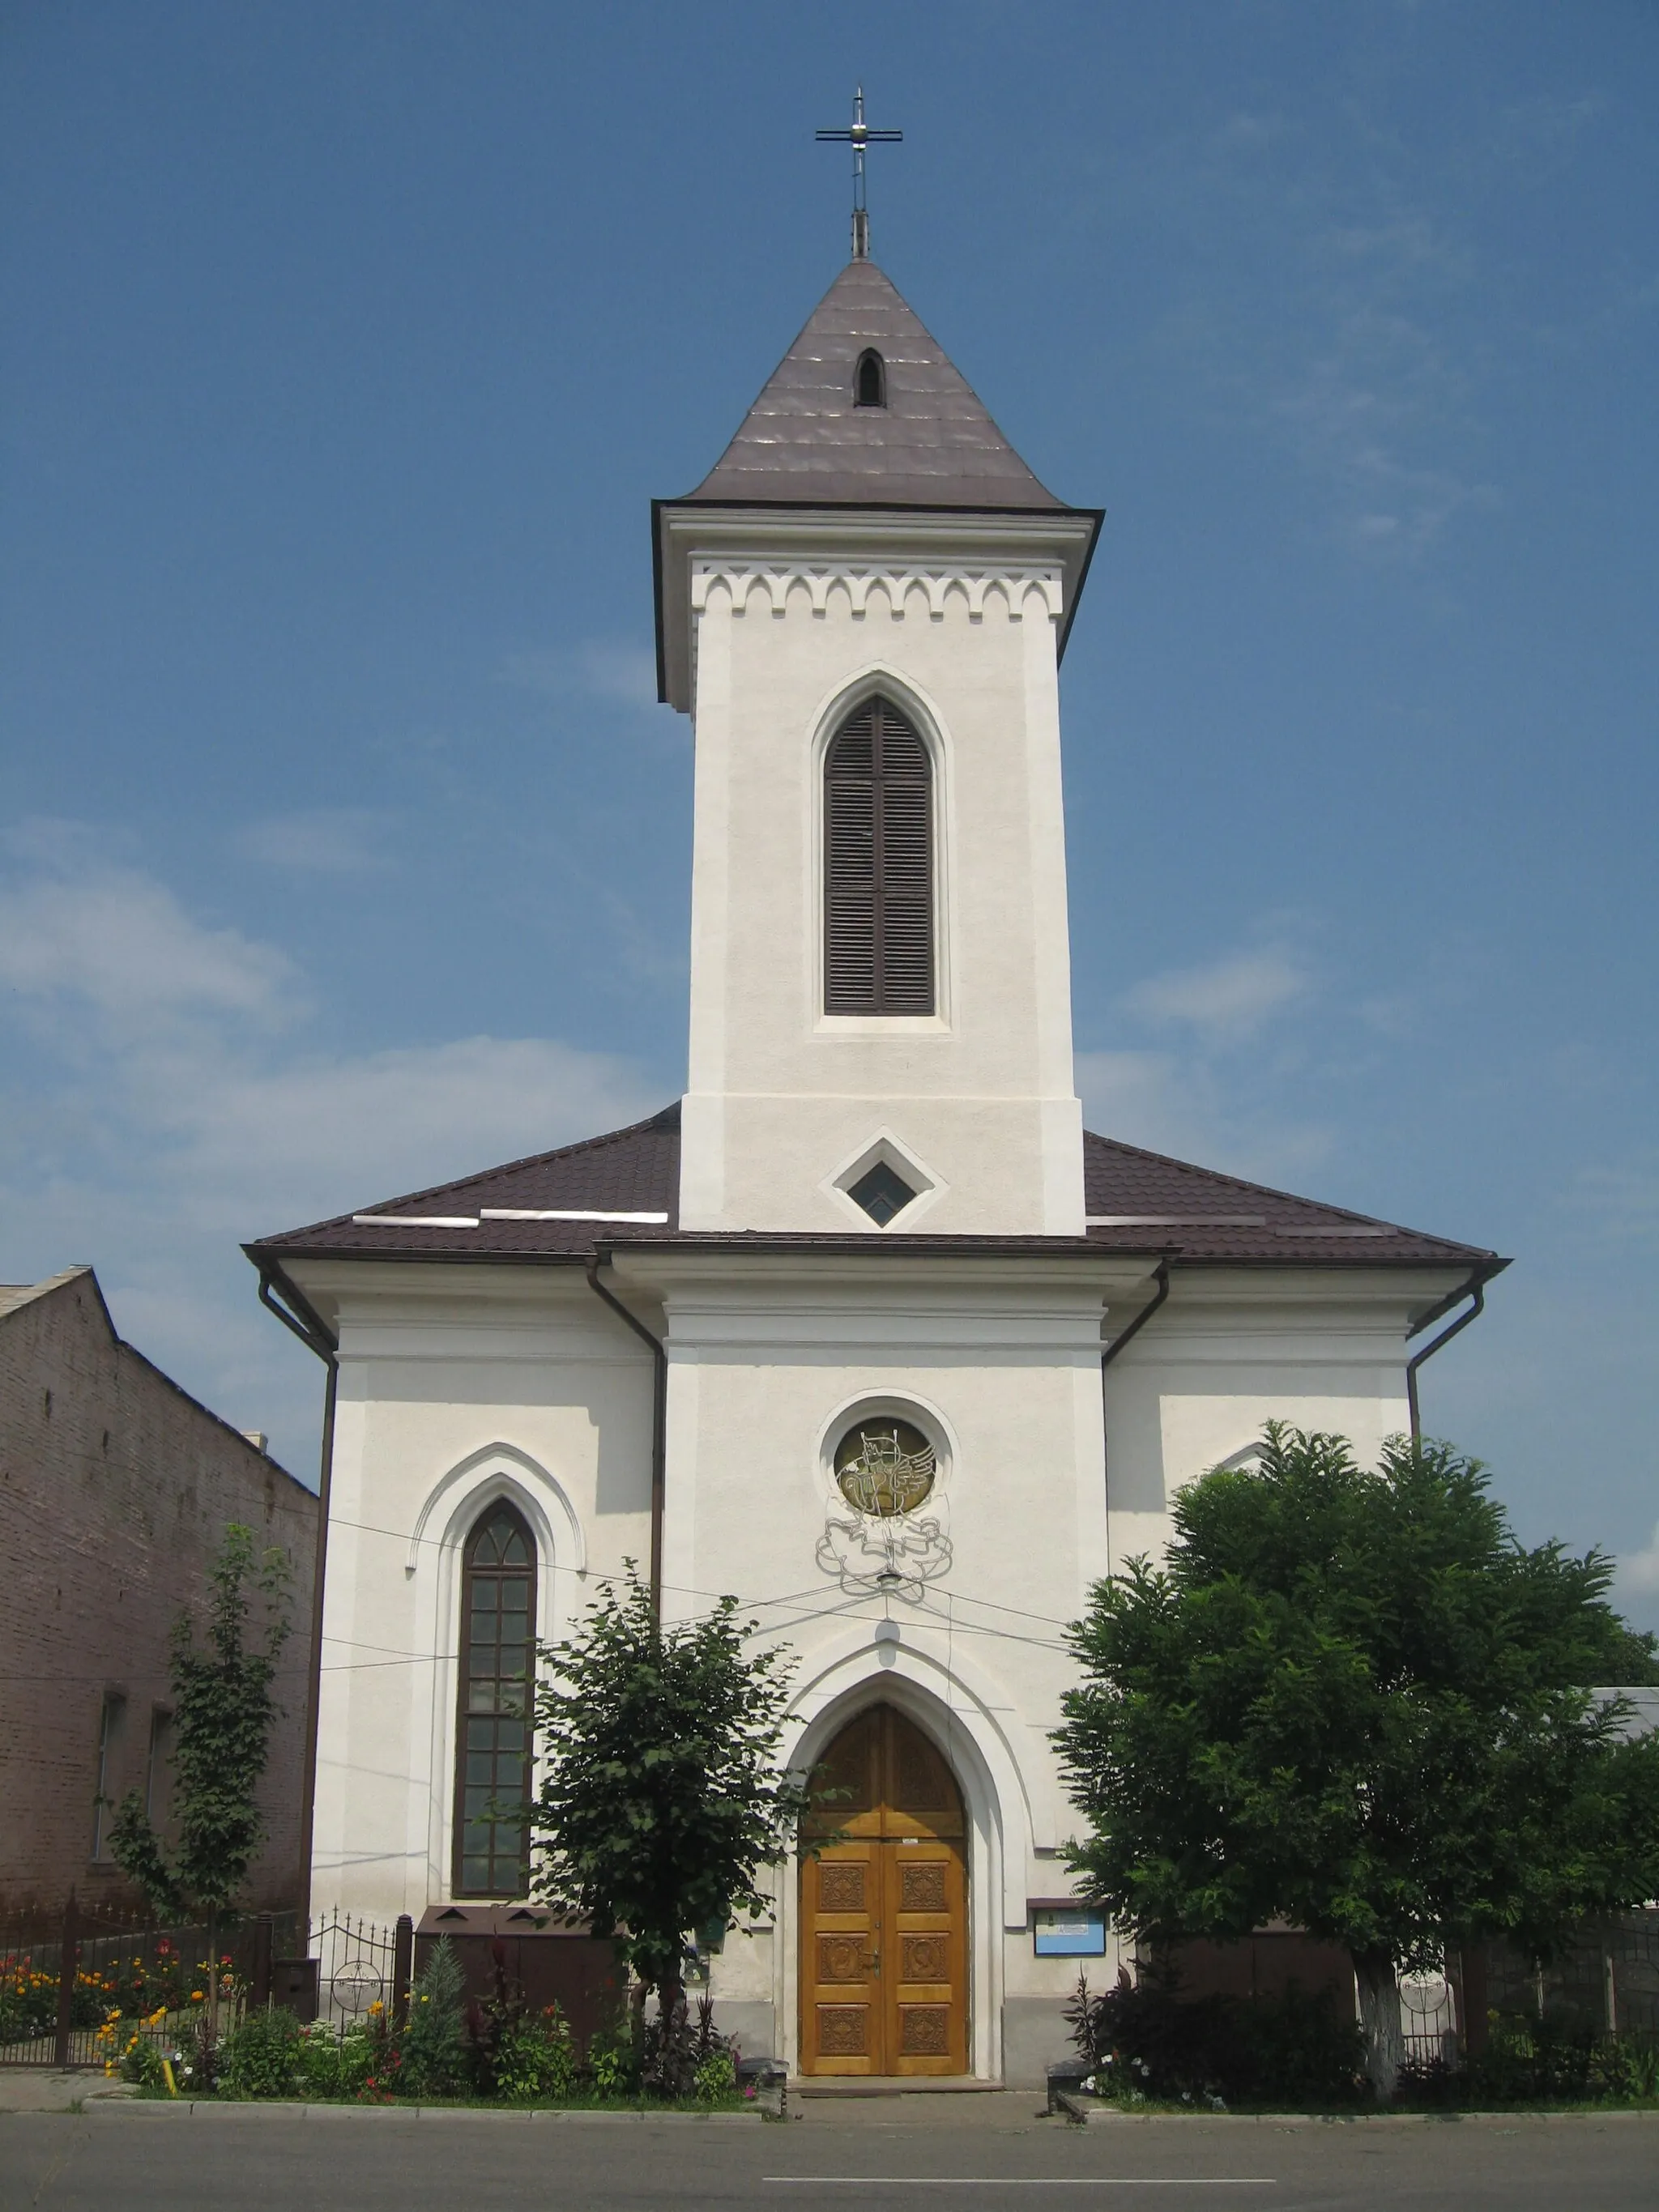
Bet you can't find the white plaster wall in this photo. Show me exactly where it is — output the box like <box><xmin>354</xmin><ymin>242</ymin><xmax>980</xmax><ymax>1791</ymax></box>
<box><xmin>680</xmin><ymin>564</ymin><xmax>1084</xmax><ymax>1236</ymax></box>
<box><xmin>642</xmin><ymin>1251</ymin><xmax>1123</xmax><ymax>2076</ymax></box>
<box><xmin>295</xmin><ymin>1264</ymin><xmax>657</xmax><ymax>1923</ymax></box>
<box><xmin>1102</xmin><ymin>1269</ymin><xmax>1448</xmax><ymax>1571</ymax></box>
<box><xmin>290</xmin><ymin>1250</ymin><xmax>1462</xmax><ymax>2072</ymax></box>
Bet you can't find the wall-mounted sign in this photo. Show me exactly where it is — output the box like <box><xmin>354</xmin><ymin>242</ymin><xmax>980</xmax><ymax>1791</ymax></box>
<box><xmin>1032</xmin><ymin>1909</ymin><xmax>1107</xmax><ymax>1958</ymax></box>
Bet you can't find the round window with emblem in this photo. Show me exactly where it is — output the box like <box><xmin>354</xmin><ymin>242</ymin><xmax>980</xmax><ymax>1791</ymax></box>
<box><xmin>834</xmin><ymin>1419</ymin><xmax>937</xmax><ymax>1517</ymax></box>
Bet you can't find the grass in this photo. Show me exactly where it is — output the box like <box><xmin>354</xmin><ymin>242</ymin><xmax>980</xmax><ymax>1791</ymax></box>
<box><xmin>132</xmin><ymin>2083</ymin><xmax>753</xmax><ymax>2112</ymax></box>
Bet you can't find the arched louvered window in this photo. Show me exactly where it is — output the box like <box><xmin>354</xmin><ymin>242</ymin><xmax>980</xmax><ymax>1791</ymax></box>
<box><xmin>824</xmin><ymin>696</ymin><xmax>934</xmax><ymax>1015</ymax></box>
<box><xmin>454</xmin><ymin>1502</ymin><xmax>535</xmax><ymax>1898</ymax></box>
<box><xmin>855</xmin><ymin>348</ymin><xmax>886</xmax><ymax>408</ymax></box>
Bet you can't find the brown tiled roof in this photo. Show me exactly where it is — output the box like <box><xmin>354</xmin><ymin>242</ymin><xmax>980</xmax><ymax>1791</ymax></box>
<box><xmin>1081</xmin><ymin>1132</ymin><xmax>1499</xmax><ymax>1269</ymax></box>
<box><xmin>681</xmin><ymin>260</ymin><xmax>1067</xmax><ymax>512</ymax></box>
<box><xmin>245</xmin><ymin>1105</ymin><xmax>1499</xmax><ymax>1275</ymax></box>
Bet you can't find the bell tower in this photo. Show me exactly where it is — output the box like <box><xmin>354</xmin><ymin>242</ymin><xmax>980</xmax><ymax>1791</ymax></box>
<box><xmin>654</xmin><ymin>258</ymin><xmax>1100</xmax><ymax>1237</ymax></box>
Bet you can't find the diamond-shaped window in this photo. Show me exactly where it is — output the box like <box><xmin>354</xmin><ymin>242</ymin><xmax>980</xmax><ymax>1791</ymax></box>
<box><xmin>847</xmin><ymin>1159</ymin><xmax>918</xmax><ymax>1226</ymax></box>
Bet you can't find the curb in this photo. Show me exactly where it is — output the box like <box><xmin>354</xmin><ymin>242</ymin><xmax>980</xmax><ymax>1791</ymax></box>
<box><xmin>1055</xmin><ymin>2094</ymin><xmax>1659</xmax><ymax>2128</ymax></box>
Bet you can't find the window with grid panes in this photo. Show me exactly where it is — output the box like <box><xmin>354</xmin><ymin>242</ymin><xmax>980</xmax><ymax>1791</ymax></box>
<box><xmin>453</xmin><ymin>1504</ymin><xmax>535</xmax><ymax>1897</ymax></box>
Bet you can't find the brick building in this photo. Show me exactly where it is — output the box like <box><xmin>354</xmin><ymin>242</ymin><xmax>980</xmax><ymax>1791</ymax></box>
<box><xmin>0</xmin><ymin>1267</ymin><xmax>317</xmax><ymax>1918</ymax></box>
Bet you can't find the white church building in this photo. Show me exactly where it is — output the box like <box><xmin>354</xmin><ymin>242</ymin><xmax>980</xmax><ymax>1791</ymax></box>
<box><xmin>249</xmin><ymin>248</ymin><xmax>1503</xmax><ymax>2086</ymax></box>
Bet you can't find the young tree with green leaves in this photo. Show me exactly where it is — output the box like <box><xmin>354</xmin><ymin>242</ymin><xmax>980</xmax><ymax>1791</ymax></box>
<box><xmin>110</xmin><ymin>1522</ymin><xmax>294</xmax><ymax>2028</ymax></box>
<box><xmin>1054</xmin><ymin>1426</ymin><xmax>1659</xmax><ymax>2100</ymax></box>
<box><xmin>526</xmin><ymin>1569</ymin><xmax>812</xmax><ymax>2023</ymax></box>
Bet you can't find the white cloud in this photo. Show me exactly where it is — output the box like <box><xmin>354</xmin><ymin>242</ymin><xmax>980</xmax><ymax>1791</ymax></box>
<box><xmin>0</xmin><ymin>851</ymin><xmax>296</xmax><ymax>1026</ymax></box>
<box><xmin>578</xmin><ymin>644</ymin><xmax>660</xmax><ymax>710</ymax></box>
<box><xmin>498</xmin><ymin>641</ymin><xmax>663</xmax><ymax>714</ymax></box>
<box><xmin>232</xmin><ymin>809</ymin><xmax>393</xmax><ymax>874</ymax></box>
<box><xmin>1213</xmin><ymin>111</ymin><xmax>1282</xmax><ymax>156</ymax></box>
<box><xmin>1073</xmin><ymin>1047</ymin><xmax>1332</xmax><ymax>1184</ymax></box>
<box><xmin>173</xmin><ymin>1036</ymin><xmax>662</xmax><ymax>1231</ymax></box>
<box><xmin>1567</xmin><ymin>1155</ymin><xmax>1659</xmax><ymax>1251</ymax></box>
<box><xmin>1074</xmin><ymin>1048</ymin><xmax>1183</xmax><ymax>1141</ymax></box>
<box><xmin>0</xmin><ymin>834</ymin><xmax>669</xmax><ymax>1474</ymax></box>
<box><xmin>0</xmin><ymin>833</ymin><xmax>659</xmax><ymax>1207</ymax></box>
<box><xmin>1619</xmin><ymin>1524</ymin><xmax>1659</xmax><ymax>1597</ymax></box>
<box><xmin>1121</xmin><ymin>948</ymin><xmax>1308</xmax><ymax>1039</ymax></box>
<box><xmin>1273</xmin><ymin>308</ymin><xmax>1497</xmax><ymax>559</ymax></box>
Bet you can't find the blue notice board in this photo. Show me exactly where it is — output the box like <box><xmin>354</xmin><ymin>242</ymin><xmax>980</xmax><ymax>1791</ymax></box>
<box><xmin>1032</xmin><ymin>1910</ymin><xmax>1107</xmax><ymax>1958</ymax></box>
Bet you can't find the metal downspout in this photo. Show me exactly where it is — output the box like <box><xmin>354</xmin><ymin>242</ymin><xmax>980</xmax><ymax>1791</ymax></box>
<box><xmin>257</xmin><ymin>1268</ymin><xmax>339</xmax><ymax>1928</ymax></box>
<box><xmin>1101</xmin><ymin>1259</ymin><xmax>1171</xmax><ymax>1379</ymax></box>
<box><xmin>585</xmin><ymin>1255</ymin><xmax>667</xmax><ymax>1621</ymax></box>
<box><xmin>1405</xmin><ymin>1269</ymin><xmax>1490</xmax><ymax>1443</ymax></box>
<box><xmin>1098</xmin><ymin>1259</ymin><xmax>1172</xmax><ymax>1549</ymax></box>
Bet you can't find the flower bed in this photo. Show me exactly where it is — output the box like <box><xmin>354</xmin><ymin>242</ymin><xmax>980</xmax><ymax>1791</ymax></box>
<box><xmin>110</xmin><ymin>1939</ymin><xmax>765</xmax><ymax>2115</ymax></box>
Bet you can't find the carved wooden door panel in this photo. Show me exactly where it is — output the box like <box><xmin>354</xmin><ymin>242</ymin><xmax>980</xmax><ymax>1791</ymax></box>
<box><xmin>800</xmin><ymin>1843</ymin><xmax>883</xmax><ymax>2074</ymax></box>
<box><xmin>884</xmin><ymin>1839</ymin><xmax>966</xmax><ymax>2074</ymax></box>
<box><xmin>800</xmin><ymin>1705</ymin><xmax>967</xmax><ymax>2076</ymax></box>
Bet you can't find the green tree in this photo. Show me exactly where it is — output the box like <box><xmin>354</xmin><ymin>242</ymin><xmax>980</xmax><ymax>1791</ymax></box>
<box><xmin>1053</xmin><ymin>1426</ymin><xmax>1659</xmax><ymax>2100</ymax></box>
<box><xmin>398</xmin><ymin>1937</ymin><xmax>469</xmax><ymax>2099</ymax></box>
<box><xmin>527</xmin><ymin>1569</ymin><xmax>811</xmax><ymax>2023</ymax></box>
<box><xmin>110</xmin><ymin>1523</ymin><xmax>294</xmax><ymax>2027</ymax></box>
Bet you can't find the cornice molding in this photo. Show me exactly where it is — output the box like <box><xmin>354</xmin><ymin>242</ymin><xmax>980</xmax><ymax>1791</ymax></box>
<box><xmin>654</xmin><ymin>501</ymin><xmax>1101</xmax><ymax>710</ymax></box>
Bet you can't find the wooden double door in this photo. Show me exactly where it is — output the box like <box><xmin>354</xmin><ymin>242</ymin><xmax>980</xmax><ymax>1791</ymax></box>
<box><xmin>800</xmin><ymin>1704</ymin><xmax>968</xmax><ymax>2076</ymax></box>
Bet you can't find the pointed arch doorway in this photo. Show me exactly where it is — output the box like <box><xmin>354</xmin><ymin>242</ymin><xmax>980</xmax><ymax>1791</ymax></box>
<box><xmin>799</xmin><ymin>1704</ymin><xmax>968</xmax><ymax>2076</ymax></box>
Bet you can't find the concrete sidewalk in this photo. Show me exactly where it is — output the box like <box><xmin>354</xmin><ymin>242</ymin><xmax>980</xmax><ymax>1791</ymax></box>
<box><xmin>0</xmin><ymin>2073</ymin><xmax>109</xmax><ymax>2112</ymax></box>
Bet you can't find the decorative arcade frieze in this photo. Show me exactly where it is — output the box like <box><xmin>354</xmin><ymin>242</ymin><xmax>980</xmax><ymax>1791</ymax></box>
<box><xmin>690</xmin><ymin>559</ymin><xmax>1064</xmax><ymax>624</ymax></box>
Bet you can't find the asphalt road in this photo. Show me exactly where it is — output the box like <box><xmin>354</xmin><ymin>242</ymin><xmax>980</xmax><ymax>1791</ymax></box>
<box><xmin>2</xmin><ymin>2097</ymin><xmax>1656</xmax><ymax>2210</ymax></box>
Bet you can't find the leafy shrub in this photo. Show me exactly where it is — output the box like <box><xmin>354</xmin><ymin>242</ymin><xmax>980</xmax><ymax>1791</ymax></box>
<box><xmin>177</xmin><ymin>2006</ymin><xmax>224</xmax><ymax>2095</ymax></box>
<box><xmin>398</xmin><ymin>1941</ymin><xmax>468</xmax><ymax>2099</ymax></box>
<box><xmin>1068</xmin><ymin>1967</ymin><xmax>1367</xmax><ymax>2108</ymax></box>
<box><xmin>1598</xmin><ymin>2035</ymin><xmax>1659</xmax><ymax>2101</ymax></box>
<box><xmin>291</xmin><ymin>2021</ymin><xmax>341</xmax><ymax>2099</ymax></box>
<box><xmin>693</xmin><ymin>2049</ymin><xmax>738</xmax><ymax>2106</ymax></box>
<box><xmin>490</xmin><ymin>2006</ymin><xmax>580</xmax><ymax>2103</ymax></box>
<box><xmin>634</xmin><ymin>1991</ymin><xmax>736</xmax><ymax>2101</ymax></box>
<box><xmin>218</xmin><ymin>2005</ymin><xmax>303</xmax><ymax>2099</ymax></box>
<box><xmin>587</xmin><ymin>2009</ymin><xmax>640</xmax><ymax>2099</ymax></box>
<box><xmin>1439</xmin><ymin>2013</ymin><xmax>1659</xmax><ymax>2106</ymax></box>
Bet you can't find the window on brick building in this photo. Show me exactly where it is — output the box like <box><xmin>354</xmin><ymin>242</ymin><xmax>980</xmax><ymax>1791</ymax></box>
<box><xmin>453</xmin><ymin>1503</ymin><xmax>536</xmax><ymax>1898</ymax></box>
<box><xmin>145</xmin><ymin>1707</ymin><xmax>174</xmax><ymax>1833</ymax></box>
<box><xmin>91</xmin><ymin>1690</ymin><xmax>126</xmax><ymax>1859</ymax></box>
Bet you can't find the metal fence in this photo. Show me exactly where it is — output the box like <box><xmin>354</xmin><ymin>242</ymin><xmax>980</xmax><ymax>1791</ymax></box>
<box><xmin>1398</xmin><ymin>1968</ymin><xmax>1458</xmax><ymax>2065</ymax></box>
<box><xmin>1</xmin><ymin>1899</ymin><xmax>301</xmax><ymax>2068</ymax></box>
<box><xmin>1477</xmin><ymin>1910</ymin><xmax>1659</xmax><ymax>2041</ymax></box>
<box><xmin>309</xmin><ymin>1910</ymin><xmax>410</xmax><ymax>2038</ymax></box>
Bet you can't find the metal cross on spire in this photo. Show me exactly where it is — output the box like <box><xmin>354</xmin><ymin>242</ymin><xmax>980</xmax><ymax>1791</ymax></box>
<box><xmin>816</xmin><ymin>85</ymin><xmax>902</xmax><ymax>262</ymax></box>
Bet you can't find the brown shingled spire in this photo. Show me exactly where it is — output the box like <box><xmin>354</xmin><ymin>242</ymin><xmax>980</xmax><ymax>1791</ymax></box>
<box><xmin>683</xmin><ymin>260</ymin><xmax>1067</xmax><ymax>512</ymax></box>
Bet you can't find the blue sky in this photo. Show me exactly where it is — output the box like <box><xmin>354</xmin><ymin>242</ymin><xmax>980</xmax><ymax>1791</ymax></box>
<box><xmin>3</xmin><ymin>3</ymin><xmax>1656</xmax><ymax>1624</ymax></box>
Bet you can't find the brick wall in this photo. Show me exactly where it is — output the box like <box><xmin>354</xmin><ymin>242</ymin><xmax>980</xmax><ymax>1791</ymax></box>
<box><xmin>0</xmin><ymin>1268</ymin><xmax>318</xmax><ymax>1917</ymax></box>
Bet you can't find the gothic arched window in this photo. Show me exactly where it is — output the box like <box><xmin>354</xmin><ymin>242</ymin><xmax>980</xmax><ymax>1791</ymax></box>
<box><xmin>824</xmin><ymin>696</ymin><xmax>934</xmax><ymax>1016</ymax></box>
<box><xmin>454</xmin><ymin>1502</ymin><xmax>535</xmax><ymax>1898</ymax></box>
<box><xmin>855</xmin><ymin>348</ymin><xmax>886</xmax><ymax>407</ymax></box>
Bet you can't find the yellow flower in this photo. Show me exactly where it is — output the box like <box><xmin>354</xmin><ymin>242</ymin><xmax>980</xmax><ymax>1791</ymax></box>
<box><xmin>190</xmin><ymin>1990</ymin><xmax>203</xmax><ymax>2002</ymax></box>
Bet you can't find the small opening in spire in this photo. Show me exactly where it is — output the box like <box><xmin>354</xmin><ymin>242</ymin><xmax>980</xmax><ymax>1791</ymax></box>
<box><xmin>855</xmin><ymin>350</ymin><xmax>886</xmax><ymax>409</ymax></box>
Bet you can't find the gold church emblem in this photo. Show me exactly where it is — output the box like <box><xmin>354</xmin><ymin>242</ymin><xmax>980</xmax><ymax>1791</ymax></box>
<box><xmin>834</xmin><ymin>1421</ymin><xmax>936</xmax><ymax>1517</ymax></box>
